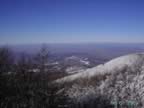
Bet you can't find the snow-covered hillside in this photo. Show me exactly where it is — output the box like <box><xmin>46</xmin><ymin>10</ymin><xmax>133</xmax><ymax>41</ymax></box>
<box><xmin>55</xmin><ymin>53</ymin><xmax>144</xmax><ymax>108</ymax></box>
<box><xmin>56</xmin><ymin>53</ymin><xmax>144</xmax><ymax>83</ymax></box>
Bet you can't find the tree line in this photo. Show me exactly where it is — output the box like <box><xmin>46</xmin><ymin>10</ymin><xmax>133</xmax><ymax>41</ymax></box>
<box><xmin>0</xmin><ymin>45</ymin><xmax>114</xmax><ymax>108</ymax></box>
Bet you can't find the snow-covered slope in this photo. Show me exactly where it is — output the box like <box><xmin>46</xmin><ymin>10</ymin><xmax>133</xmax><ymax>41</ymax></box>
<box><xmin>56</xmin><ymin>53</ymin><xmax>144</xmax><ymax>83</ymax></box>
<box><xmin>55</xmin><ymin>53</ymin><xmax>144</xmax><ymax>107</ymax></box>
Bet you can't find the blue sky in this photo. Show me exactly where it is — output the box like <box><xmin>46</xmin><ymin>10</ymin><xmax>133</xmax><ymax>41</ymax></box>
<box><xmin>0</xmin><ymin>0</ymin><xmax>144</xmax><ymax>44</ymax></box>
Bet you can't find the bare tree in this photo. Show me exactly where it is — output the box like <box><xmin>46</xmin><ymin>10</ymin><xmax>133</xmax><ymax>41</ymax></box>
<box><xmin>0</xmin><ymin>47</ymin><xmax>14</xmax><ymax>74</ymax></box>
<box><xmin>16</xmin><ymin>52</ymin><xmax>34</xmax><ymax>77</ymax></box>
<box><xmin>35</xmin><ymin>44</ymin><xmax>49</xmax><ymax>73</ymax></box>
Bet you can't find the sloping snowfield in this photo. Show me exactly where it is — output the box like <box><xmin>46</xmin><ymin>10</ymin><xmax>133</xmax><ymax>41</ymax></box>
<box><xmin>55</xmin><ymin>53</ymin><xmax>144</xmax><ymax>107</ymax></box>
<box><xmin>56</xmin><ymin>53</ymin><xmax>144</xmax><ymax>83</ymax></box>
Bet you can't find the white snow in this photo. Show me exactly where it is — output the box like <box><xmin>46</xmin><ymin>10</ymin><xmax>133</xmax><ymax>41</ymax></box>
<box><xmin>80</xmin><ymin>59</ymin><xmax>90</xmax><ymax>65</ymax></box>
<box><xmin>65</xmin><ymin>56</ymin><xmax>79</xmax><ymax>60</ymax></box>
<box><xmin>54</xmin><ymin>53</ymin><xmax>144</xmax><ymax>107</ymax></box>
<box><xmin>55</xmin><ymin>53</ymin><xmax>144</xmax><ymax>83</ymax></box>
<box><xmin>66</xmin><ymin>66</ymin><xmax>86</xmax><ymax>74</ymax></box>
